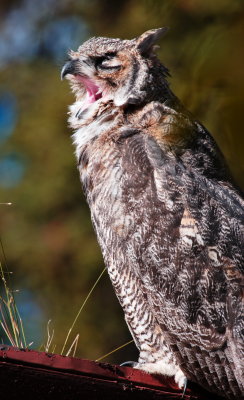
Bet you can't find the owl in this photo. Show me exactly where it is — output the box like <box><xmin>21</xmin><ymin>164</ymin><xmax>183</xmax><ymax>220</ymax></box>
<box><xmin>61</xmin><ymin>28</ymin><xmax>244</xmax><ymax>399</ymax></box>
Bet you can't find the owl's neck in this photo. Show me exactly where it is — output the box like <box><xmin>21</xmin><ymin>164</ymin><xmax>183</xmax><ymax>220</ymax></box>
<box><xmin>69</xmin><ymin>81</ymin><xmax>184</xmax><ymax>157</ymax></box>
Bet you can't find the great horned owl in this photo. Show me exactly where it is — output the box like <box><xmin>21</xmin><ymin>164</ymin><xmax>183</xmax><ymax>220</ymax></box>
<box><xmin>61</xmin><ymin>28</ymin><xmax>244</xmax><ymax>399</ymax></box>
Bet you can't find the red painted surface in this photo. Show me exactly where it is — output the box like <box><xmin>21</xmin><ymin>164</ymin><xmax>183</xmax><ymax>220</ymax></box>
<box><xmin>0</xmin><ymin>346</ymin><xmax>222</xmax><ymax>399</ymax></box>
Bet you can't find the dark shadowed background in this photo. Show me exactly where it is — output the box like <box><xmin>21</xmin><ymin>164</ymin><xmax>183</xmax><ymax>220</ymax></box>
<box><xmin>0</xmin><ymin>0</ymin><xmax>243</xmax><ymax>363</ymax></box>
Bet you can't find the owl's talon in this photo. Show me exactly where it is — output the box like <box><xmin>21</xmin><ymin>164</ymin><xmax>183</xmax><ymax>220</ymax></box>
<box><xmin>120</xmin><ymin>361</ymin><xmax>137</xmax><ymax>367</ymax></box>
<box><xmin>181</xmin><ymin>378</ymin><xmax>188</xmax><ymax>399</ymax></box>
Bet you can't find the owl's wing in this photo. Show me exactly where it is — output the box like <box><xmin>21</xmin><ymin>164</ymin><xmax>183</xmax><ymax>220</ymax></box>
<box><xmin>118</xmin><ymin>116</ymin><xmax>243</xmax><ymax>397</ymax></box>
<box><xmin>143</xmin><ymin>122</ymin><xmax>244</xmax><ymax>397</ymax></box>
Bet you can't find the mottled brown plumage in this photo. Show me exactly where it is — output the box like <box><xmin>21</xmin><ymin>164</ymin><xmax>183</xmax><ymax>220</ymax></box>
<box><xmin>61</xmin><ymin>29</ymin><xmax>244</xmax><ymax>399</ymax></box>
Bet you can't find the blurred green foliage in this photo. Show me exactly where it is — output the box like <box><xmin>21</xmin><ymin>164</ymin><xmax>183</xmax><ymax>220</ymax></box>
<box><xmin>0</xmin><ymin>0</ymin><xmax>243</xmax><ymax>363</ymax></box>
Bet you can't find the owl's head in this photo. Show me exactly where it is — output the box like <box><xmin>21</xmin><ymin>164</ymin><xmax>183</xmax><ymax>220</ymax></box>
<box><xmin>61</xmin><ymin>28</ymin><xmax>169</xmax><ymax>109</ymax></box>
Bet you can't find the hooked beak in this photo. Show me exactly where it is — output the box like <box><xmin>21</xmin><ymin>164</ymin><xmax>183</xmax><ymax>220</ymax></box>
<box><xmin>61</xmin><ymin>58</ymin><xmax>103</xmax><ymax>108</ymax></box>
<box><xmin>61</xmin><ymin>60</ymin><xmax>78</xmax><ymax>80</ymax></box>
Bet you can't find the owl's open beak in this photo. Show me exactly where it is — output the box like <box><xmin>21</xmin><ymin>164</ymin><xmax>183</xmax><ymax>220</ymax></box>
<box><xmin>61</xmin><ymin>60</ymin><xmax>103</xmax><ymax>108</ymax></box>
<box><xmin>61</xmin><ymin>60</ymin><xmax>77</xmax><ymax>80</ymax></box>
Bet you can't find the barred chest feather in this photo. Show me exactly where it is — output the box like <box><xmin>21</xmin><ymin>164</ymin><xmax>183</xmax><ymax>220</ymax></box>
<box><xmin>72</xmin><ymin>97</ymin><xmax>186</xmax><ymax>385</ymax></box>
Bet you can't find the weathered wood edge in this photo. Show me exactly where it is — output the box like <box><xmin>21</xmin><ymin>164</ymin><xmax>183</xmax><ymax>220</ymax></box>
<box><xmin>0</xmin><ymin>346</ymin><xmax>221</xmax><ymax>399</ymax></box>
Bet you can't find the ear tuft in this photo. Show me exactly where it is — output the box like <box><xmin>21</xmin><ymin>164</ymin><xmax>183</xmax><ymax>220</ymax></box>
<box><xmin>136</xmin><ymin>27</ymin><xmax>169</xmax><ymax>55</ymax></box>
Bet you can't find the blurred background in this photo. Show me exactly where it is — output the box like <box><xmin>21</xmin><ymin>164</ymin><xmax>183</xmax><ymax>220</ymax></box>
<box><xmin>0</xmin><ymin>0</ymin><xmax>243</xmax><ymax>363</ymax></box>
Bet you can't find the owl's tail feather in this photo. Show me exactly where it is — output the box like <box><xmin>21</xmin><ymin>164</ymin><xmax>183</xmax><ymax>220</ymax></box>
<box><xmin>175</xmin><ymin>340</ymin><xmax>244</xmax><ymax>400</ymax></box>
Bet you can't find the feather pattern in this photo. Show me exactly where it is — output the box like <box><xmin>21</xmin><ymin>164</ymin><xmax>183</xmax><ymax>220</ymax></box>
<box><xmin>62</xmin><ymin>29</ymin><xmax>244</xmax><ymax>399</ymax></box>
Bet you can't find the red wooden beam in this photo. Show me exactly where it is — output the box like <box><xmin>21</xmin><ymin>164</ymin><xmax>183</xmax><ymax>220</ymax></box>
<box><xmin>0</xmin><ymin>346</ymin><xmax>222</xmax><ymax>399</ymax></box>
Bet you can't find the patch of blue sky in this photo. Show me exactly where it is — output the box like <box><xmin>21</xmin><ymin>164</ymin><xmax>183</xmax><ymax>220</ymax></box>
<box><xmin>0</xmin><ymin>92</ymin><xmax>17</xmax><ymax>142</ymax></box>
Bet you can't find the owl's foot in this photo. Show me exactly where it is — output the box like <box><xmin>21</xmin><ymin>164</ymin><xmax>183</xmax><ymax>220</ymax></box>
<box><xmin>174</xmin><ymin>368</ymin><xmax>187</xmax><ymax>390</ymax></box>
<box><xmin>131</xmin><ymin>360</ymin><xmax>187</xmax><ymax>390</ymax></box>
